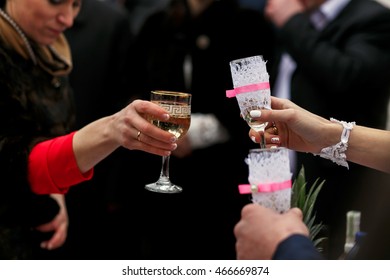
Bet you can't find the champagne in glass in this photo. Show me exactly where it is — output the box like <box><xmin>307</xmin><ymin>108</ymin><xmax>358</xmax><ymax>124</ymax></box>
<box><xmin>150</xmin><ymin>115</ymin><xmax>190</xmax><ymax>139</ymax></box>
<box><xmin>227</xmin><ymin>55</ymin><xmax>271</xmax><ymax>148</ymax></box>
<box><xmin>145</xmin><ymin>90</ymin><xmax>191</xmax><ymax>194</ymax></box>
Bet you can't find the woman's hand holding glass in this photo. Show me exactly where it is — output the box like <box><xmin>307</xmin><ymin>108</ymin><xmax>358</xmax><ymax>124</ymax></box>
<box><xmin>248</xmin><ymin>96</ymin><xmax>390</xmax><ymax>175</ymax></box>
<box><xmin>115</xmin><ymin>99</ymin><xmax>178</xmax><ymax>156</ymax></box>
<box><xmin>72</xmin><ymin>99</ymin><xmax>178</xmax><ymax>174</ymax></box>
<box><xmin>247</xmin><ymin>96</ymin><xmax>342</xmax><ymax>154</ymax></box>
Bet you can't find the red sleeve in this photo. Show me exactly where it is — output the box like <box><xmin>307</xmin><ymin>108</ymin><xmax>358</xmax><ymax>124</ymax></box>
<box><xmin>28</xmin><ymin>131</ymin><xmax>94</xmax><ymax>194</ymax></box>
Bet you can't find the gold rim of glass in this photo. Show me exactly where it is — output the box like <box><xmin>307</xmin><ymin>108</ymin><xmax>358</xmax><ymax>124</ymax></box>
<box><xmin>151</xmin><ymin>90</ymin><xmax>192</xmax><ymax>97</ymax></box>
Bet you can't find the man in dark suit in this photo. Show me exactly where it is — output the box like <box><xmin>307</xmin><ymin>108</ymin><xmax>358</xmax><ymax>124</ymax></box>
<box><xmin>65</xmin><ymin>0</ymin><xmax>133</xmax><ymax>128</ymax></box>
<box><xmin>61</xmin><ymin>0</ymin><xmax>135</xmax><ymax>259</ymax></box>
<box><xmin>265</xmin><ymin>0</ymin><xmax>390</xmax><ymax>259</ymax></box>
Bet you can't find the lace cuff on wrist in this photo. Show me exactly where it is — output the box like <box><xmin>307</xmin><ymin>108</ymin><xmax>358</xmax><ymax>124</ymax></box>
<box><xmin>187</xmin><ymin>113</ymin><xmax>229</xmax><ymax>150</ymax></box>
<box><xmin>315</xmin><ymin>118</ymin><xmax>355</xmax><ymax>169</ymax></box>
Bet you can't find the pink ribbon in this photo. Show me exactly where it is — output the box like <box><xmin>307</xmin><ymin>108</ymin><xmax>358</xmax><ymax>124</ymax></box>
<box><xmin>238</xmin><ymin>179</ymin><xmax>292</xmax><ymax>194</ymax></box>
<box><xmin>226</xmin><ymin>82</ymin><xmax>270</xmax><ymax>98</ymax></box>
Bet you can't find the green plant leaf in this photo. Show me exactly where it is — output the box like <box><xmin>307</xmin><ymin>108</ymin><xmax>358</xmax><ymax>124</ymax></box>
<box><xmin>291</xmin><ymin>165</ymin><xmax>327</xmax><ymax>251</ymax></box>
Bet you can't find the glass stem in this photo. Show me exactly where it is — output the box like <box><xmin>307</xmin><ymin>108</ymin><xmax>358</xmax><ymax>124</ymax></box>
<box><xmin>259</xmin><ymin>129</ymin><xmax>266</xmax><ymax>149</ymax></box>
<box><xmin>158</xmin><ymin>155</ymin><xmax>171</xmax><ymax>184</ymax></box>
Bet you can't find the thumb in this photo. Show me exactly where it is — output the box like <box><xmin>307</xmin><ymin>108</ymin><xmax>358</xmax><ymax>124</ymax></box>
<box><xmin>286</xmin><ymin>207</ymin><xmax>303</xmax><ymax>219</ymax></box>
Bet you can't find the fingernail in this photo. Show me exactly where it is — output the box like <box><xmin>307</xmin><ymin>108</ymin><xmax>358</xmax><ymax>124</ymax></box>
<box><xmin>251</xmin><ymin>136</ymin><xmax>258</xmax><ymax>143</ymax></box>
<box><xmin>271</xmin><ymin>137</ymin><xmax>280</xmax><ymax>143</ymax></box>
<box><xmin>250</xmin><ymin>110</ymin><xmax>261</xmax><ymax>118</ymax></box>
<box><xmin>170</xmin><ymin>136</ymin><xmax>177</xmax><ymax>143</ymax></box>
<box><xmin>171</xmin><ymin>143</ymin><xmax>177</xmax><ymax>150</ymax></box>
<box><xmin>162</xmin><ymin>114</ymin><xmax>170</xmax><ymax>121</ymax></box>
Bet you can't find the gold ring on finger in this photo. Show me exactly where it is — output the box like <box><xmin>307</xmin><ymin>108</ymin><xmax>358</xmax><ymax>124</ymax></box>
<box><xmin>272</xmin><ymin>126</ymin><xmax>278</xmax><ymax>135</ymax></box>
<box><xmin>137</xmin><ymin>131</ymin><xmax>141</xmax><ymax>141</ymax></box>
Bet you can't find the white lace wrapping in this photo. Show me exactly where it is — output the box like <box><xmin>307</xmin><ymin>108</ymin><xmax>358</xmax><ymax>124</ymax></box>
<box><xmin>315</xmin><ymin>118</ymin><xmax>355</xmax><ymax>169</ymax></box>
<box><xmin>252</xmin><ymin>189</ymin><xmax>291</xmax><ymax>214</ymax></box>
<box><xmin>246</xmin><ymin>147</ymin><xmax>292</xmax><ymax>213</ymax></box>
<box><xmin>229</xmin><ymin>55</ymin><xmax>271</xmax><ymax>118</ymax></box>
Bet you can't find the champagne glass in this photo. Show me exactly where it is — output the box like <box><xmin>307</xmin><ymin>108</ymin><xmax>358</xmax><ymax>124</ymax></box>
<box><xmin>227</xmin><ymin>55</ymin><xmax>271</xmax><ymax>148</ymax></box>
<box><xmin>240</xmin><ymin>147</ymin><xmax>292</xmax><ymax>213</ymax></box>
<box><xmin>145</xmin><ymin>90</ymin><xmax>192</xmax><ymax>194</ymax></box>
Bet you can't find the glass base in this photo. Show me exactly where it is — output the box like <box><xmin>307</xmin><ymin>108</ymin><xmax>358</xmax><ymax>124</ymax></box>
<box><xmin>145</xmin><ymin>182</ymin><xmax>182</xmax><ymax>194</ymax></box>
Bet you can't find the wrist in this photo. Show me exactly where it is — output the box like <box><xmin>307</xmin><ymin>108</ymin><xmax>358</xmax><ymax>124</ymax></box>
<box><xmin>314</xmin><ymin>118</ymin><xmax>355</xmax><ymax>169</ymax></box>
<box><xmin>325</xmin><ymin>121</ymin><xmax>344</xmax><ymax>147</ymax></box>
